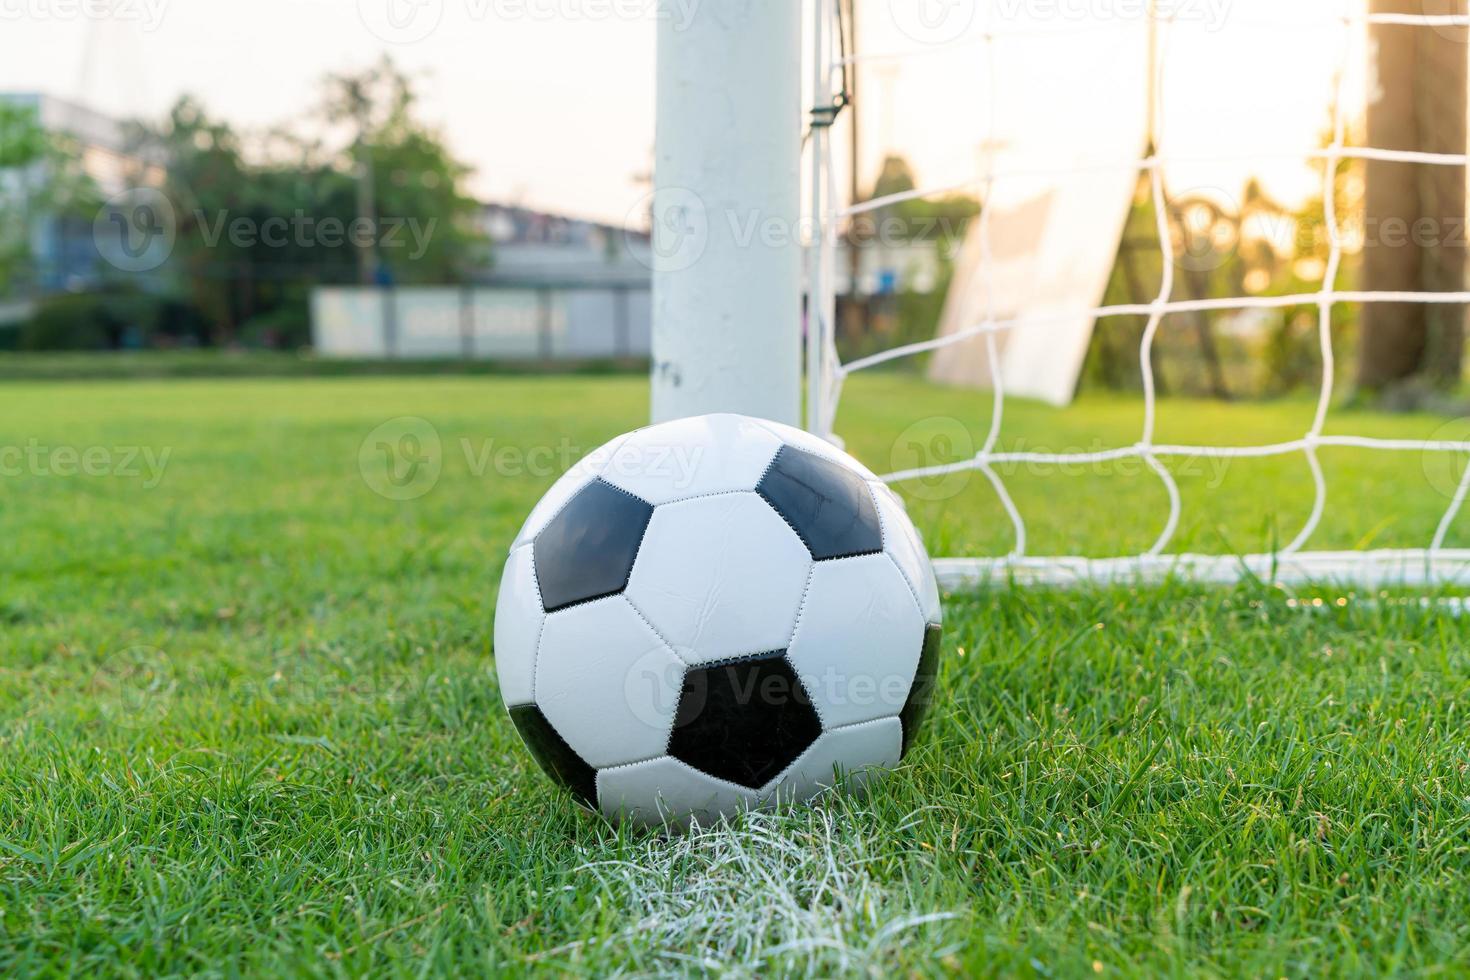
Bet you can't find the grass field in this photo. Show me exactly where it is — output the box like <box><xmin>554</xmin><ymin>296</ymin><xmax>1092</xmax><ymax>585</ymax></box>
<box><xmin>3</xmin><ymin>373</ymin><xmax>1469</xmax><ymax>975</ymax></box>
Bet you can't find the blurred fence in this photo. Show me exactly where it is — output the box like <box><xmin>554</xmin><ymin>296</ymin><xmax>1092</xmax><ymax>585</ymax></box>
<box><xmin>310</xmin><ymin>284</ymin><xmax>651</xmax><ymax>360</ymax></box>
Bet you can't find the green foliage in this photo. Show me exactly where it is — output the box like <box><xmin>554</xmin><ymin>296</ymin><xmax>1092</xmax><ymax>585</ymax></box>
<box><xmin>870</xmin><ymin>154</ymin><xmax>917</xmax><ymax>198</ymax></box>
<box><xmin>839</xmin><ymin>153</ymin><xmax>978</xmax><ymax>367</ymax></box>
<box><xmin>319</xmin><ymin>57</ymin><xmax>490</xmax><ymax>282</ymax></box>
<box><xmin>16</xmin><ymin>293</ymin><xmax>113</xmax><ymax>351</ymax></box>
<box><xmin>125</xmin><ymin>57</ymin><xmax>488</xmax><ymax>342</ymax></box>
<box><xmin>1084</xmin><ymin>122</ymin><xmax>1372</xmax><ymax>400</ymax></box>
<box><xmin>0</xmin><ymin>102</ymin><xmax>49</xmax><ymax>169</ymax></box>
<box><xmin>1261</xmin><ymin>157</ymin><xmax>1361</xmax><ymax>395</ymax></box>
<box><xmin>1081</xmin><ymin>184</ymin><xmax>1156</xmax><ymax>393</ymax></box>
<box><xmin>0</xmin><ymin>102</ymin><xmax>99</xmax><ymax>294</ymax></box>
<box><xmin>237</xmin><ymin>298</ymin><xmax>312</xmax><ymax>350</ymax></box>
<box><xmin>1</xmin><ymin>374</ymin><xmax>1468</xmax><ymax>973</ymax></box>
<box><xmin>863</xmin><ymin>154</ymin><xmax>980</xmax><ymax>236</ymax></box>
<box><xmin>18</xmin><ymin>290</ymin><xmax>209</xmax><ymax>351</ymax></box>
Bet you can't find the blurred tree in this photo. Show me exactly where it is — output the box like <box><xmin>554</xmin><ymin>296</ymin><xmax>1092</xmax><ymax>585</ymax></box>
<box><xmin>1168</xmin><ymin>192</ymin><xmax>1235</xmax><ymax>399</ymax></box>
<box><xmin>1357</xmin><ymin>0</ymin><xmax>1467</xmax><ymax>397</ymax></box>
<box><xmin>870</xmin><ymin>155</ymin><xmax>915</xmax><ymax>200</ymax></box>
<box><xmin>1264</xmin><ymin>130</ymin><xmax>1361</xmax><ymax>396</ymax></box>
<box><xmin>126</xmin><ymin>56</ymin><xmax>487</xmax><ymax>346</ymax></box>
<box><xmin>130</xmin><ymin>96</ymin><xmax>252</xmax><ymax>340</ymax></box>
<box><xmin>838</xmin><ymin>154</ymin><xmax>979</xmax><ymax>364</ymax></box>
<box><xmin>0</xmin><ymin>102</ymin><xmax>98</xmax><ymax>295</ymax></box>
<box><xmin>863</xmin><ymin>155</ymin><xmax>979</xmax><ymax>230</ymax></box>
<box><xmin>1084</xmin><ymin>124</ymin><xmax>1362</xmax><ymax>400</ymax></box>
<box><xmin>0</xmin><ymin>103</ymin><xmax>46</xmax><ymax>294</ymax></box>
<box><xmin>1085</xmin><ymin>178</ymin><xmax>1175</xmax><ymax>393</ymax></box>
<box><xmin>318</xmin><ymin>57</ymin><xmax>488</xmax><ymax>286</ymax></box>
<box><xmin>0</xmin><ymin>102</ymin><xmax>49</xmax><ymax>169</ymax></box>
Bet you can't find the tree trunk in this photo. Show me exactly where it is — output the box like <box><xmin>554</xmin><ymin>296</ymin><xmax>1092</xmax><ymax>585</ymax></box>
<box><xmin>1358</xmin><ymin>0</ymin><xmax>1468</xmax><ymax>391</ymax></box>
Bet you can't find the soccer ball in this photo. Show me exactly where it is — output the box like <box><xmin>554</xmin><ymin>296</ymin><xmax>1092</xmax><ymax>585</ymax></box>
<box><xmin>494</xmin><ymin>413</ymin><xmax>942</xmax><ymax>827</ymax></box>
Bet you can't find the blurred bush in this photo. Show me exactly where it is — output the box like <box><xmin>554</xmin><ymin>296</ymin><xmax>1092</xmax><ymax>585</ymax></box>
<box><xmin>19</xmin><ymin>293</ymin><xmax>118</xmax><ymax>351</ymax></box>
<box><xmin>18</xmin><ymin>290</ymin><xmax>210</xmax><ymax>351</ymax></box>
<box><xmin>238</xmin><ymin>303</ymin><xmax>311</xmax><ymax>350</ymax></box>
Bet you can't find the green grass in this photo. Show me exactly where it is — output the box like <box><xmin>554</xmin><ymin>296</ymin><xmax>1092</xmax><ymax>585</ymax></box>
<box><xmin>1</xmin><ymin>373</ymin><xmax>1468</xmax><ymax>976</ymax></box>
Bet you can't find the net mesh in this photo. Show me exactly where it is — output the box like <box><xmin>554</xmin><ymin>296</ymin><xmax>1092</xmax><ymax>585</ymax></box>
<box><xmin>807</xmin><ymin>1</ymin><xmax>1470</xmax><ymax>587</ymax></box>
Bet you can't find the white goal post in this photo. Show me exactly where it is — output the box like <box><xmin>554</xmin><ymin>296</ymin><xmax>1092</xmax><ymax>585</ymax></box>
<box><xmin>800</xmin><ymin>1</ymin><xmax>1470</xmax><ymax>589</ymax></box>
<box><xmin>650</xmin><ymin>0</ymin><xmax>803</xmax><ymax>427</ymax></box>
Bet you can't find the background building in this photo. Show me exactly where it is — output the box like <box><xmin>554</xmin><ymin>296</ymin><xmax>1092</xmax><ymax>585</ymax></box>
<box><xmin>311</xmin><ymin>204</ymin><xmax>654</xmax><ymax>361</ymax></box>
<box><xmin>1</xmin><ymin>92</ymin><xmax>163</xmax><ymax>299</ymax></box>
<box><xmin>477</xmin><ymin>202</ymin><xmax>651</xmax><ymax>288</ymax></box>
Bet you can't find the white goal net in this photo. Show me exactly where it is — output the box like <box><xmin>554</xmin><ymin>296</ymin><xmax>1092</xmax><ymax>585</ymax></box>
<box><xmin>806</xmin><ymin>0</ymin><xmax>1470</xmax><ymax>588</ymax></box>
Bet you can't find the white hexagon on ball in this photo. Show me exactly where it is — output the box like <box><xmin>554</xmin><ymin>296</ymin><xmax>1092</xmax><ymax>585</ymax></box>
<box><xmin>601</xmin><ymin>413</ymin><xmax>784</xmax><ymax>504</ymax></box>
<box><xmin>535</xmin><ymin>596</ymin><xmax>684</xmax><ymax>769</ymax></box>
<box><xmin>872</xmin><ymin>483</ymin><xmax>942</xmax><ymax>626</ymax></box>
<box><xmin>786</xmin><ymin>553</ymin><xmax>927</xmax><ymax>730</ymax></box>
<box><xmin>492</xmin><ymin>544</ymin><xmax>543</xmax><ymax>708</ymax></box>
<box><xmin>625</xmin><ymin>493</ymin><xmax>812</xmax><ymax>666</ymax></box>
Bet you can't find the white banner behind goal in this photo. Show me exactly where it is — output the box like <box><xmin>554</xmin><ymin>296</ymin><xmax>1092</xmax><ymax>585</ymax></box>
<box><xmin>806</xmin><ymin>1</ymin><xmax>1470</xmax><ymax>589</ymax></box>
<box><xmin>925</xmin><ymin>16</ymin><xmax>1148</xmax><ymax>406</ymax></box>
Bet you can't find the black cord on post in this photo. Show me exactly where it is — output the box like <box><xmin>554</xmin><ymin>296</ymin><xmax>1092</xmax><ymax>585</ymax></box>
<box><xmin>810</xmin><ymin>0</ymin><xmax>853</xmax><ymax>132</ymax></box>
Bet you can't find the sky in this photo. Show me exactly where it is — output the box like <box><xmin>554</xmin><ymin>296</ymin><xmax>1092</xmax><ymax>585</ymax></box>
<box><xmin>0</xmin><ymin>0</ymin><xmax>1372</xmax><ymax>226</ymax></box>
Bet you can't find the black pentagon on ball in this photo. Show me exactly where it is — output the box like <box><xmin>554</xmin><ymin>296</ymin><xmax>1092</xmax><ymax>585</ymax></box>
<box><xmin>534</xmin><ymin>479</ymin><xmax>653</xmax><ymax>612</ymax></box>
<box><xmin>757</xmin><ymin>446</ymin><xmax>882</xmax><ymax>561</ymax></box>
<box><xmin>899</xmin><ymin>624</ymin><xmax>943</xmax><ymax>755</ymax></box>
<box><xmin>668</xmin><ymin>652</ymin><xmax>822</xmax><ymax>790</ymax></box>
<box><xmin>508</xmin><ymin>703</ymin><xmax>597</xmax><ymax>806</ymax></box>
